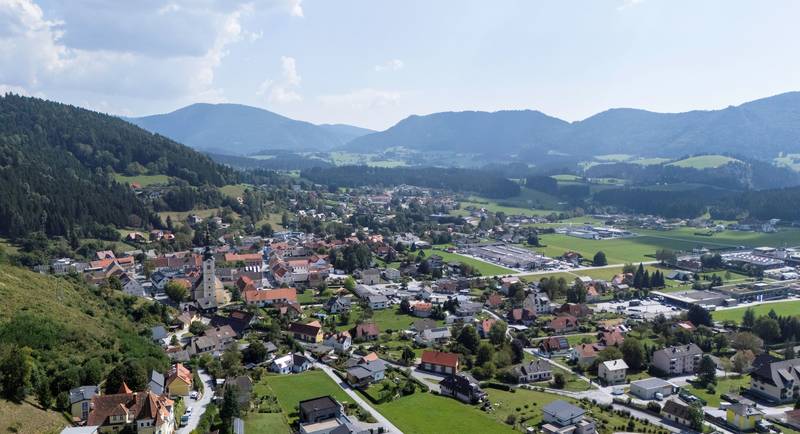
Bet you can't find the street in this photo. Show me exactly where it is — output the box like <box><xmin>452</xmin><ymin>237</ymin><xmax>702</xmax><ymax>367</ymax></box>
<box><xmin>178</xmin><ymin>369</ymin><xmax>214</xmax><ymax>434</ymax></box>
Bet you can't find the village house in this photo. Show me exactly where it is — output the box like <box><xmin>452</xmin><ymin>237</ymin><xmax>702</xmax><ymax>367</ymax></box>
<box><xmin>572</xmin><ymin>343</ymin><xmax>601</xmax><ymax>368</ymax></box>
<box><xmin>598</xmin><ymin>359</ymin><xmax>628</xmax><ymax>385</ymax></box>
<box><xmin>542</xmin><ymin>400</ymin><xmax>596</xmax><ymax>434</ymax></box>
<box><xmin>345</xmin><ymin>359</ymin><xmax>386</xmax><ymax>388</ymax></box>
<box><xmin>440</xmin><ymin>373</ymin><xmax>487</xmax><ymax>404</ymax></box>
<box><xmin>523</xmin><ymin>292</ymin><xmax>553</xmax><ymax>315</ymax></box>
<box><xmin>288</xmin><ymin>321</ymin><xmax>324</xmax><ymax>343</ymax></box>
<box><xmin>539</xmin><ymin>336</ymin><xmax>571</xmax><ymax>356</ymax></box>
<box><xmin>749</xmin><ymin>354</ymin><xmax>800</xmax><ymax>403</ymax></box>
<box><xmin>164</xmin><ymin>364</ymin><xmax>193</xmax><ymax>397</ymax></box>
<box><xmin>414</xmin><ymin>327</ymin><xmax>452</xmax><ymax>346</ymax></box>
<box><xmin>298</xmin><ymin>396</ymin><xmax>360</xmax><ymax>434</ymax></box>
<box><xmin>412</xmin><ymin>302</ymin><xmax>433</xmax><ymax>318</ymax></box>
<box><xmin>69</xmin><ymin>385</ymin><xmax>99</xmax><ymax>421</ymax></box>
<box><xmin>367</xmin><ymin>294</ymin><xmax>389</xmax><ymax>310</ymax></box>
<box><xmin>511</xmin><ymin>359</ymin><xmax>553</xmax><ymax>384</ymax></box>
<box><xmin>420</xmin><ymin>350</ymin><xmax>459</xmax><ymax>375</ymax></box>
<box><xmin>506</xmin><ymin>307</ymin><xmax>536</xmax><ymax>325</ymax></box>
<box><xmin>548</xmin><ymin>315</ymin><xmax>579</xmax><ymax>333</ymax></box>
<box><xmin>243</xmin><ymin>287</ymin><xmax>298</xmax><ymax>307</ymax></box>
<box><xmin>726</xmin><ymin>399</ymin><xmax>764</xmax><ymax>431</ymax></box>
<box><xmin>323</xmin><ymin>331</ymin><xmax>352</xmax><ymax>354</ymax></box>
<box><xmin>86</xmin><ymin>384</ymin><xmax>175</xmax><ymax>434</ymax></box>
<box><xmin>324</xmin><ymin>296</ymin><xmax>352</xmax><ymax>314</ymax></box>
<box><xmin>662</xmin><ymin>400</ymin><xmax>693</xmax><ymax>428</ymax></box>
<box><xmin>478</xmin><ymin>318</ymin><xmax>496</xmax><ymax>339</ymax></box>
<box><xmin>350</xmin><ymin>322</ymin><xmax>380</xmax><ymax>341</ymax></box>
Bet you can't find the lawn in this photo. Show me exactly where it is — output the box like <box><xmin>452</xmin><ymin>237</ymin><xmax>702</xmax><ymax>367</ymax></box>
<box><xmin>257</xmin><ymin>371</ymin><xmax>352</xmax><ymax>424</ymax></box>
<box><xmin>373</xmin><ymin>392</ymin><xmax>511</xmax><ymax>434</ymax></box>
<box><xmin>684</xmin><ymin>375</ymin><xmax>750</xmax><ymax>407</ymax></box>
<box><xmin>712</xmin><ymin>300</ymin><xmax>800</xmax><ymax>323</ymax></box>
<box><xmin>244</xmin><ymin>412</ymin><xmax>291</xmax><ymax>434</ymax></box>
<box><xmin>220</xmin><ymin>183</ymin><xmax>251</xmax><ymax>198</ymax></box>
<box><xmin>113</xmin><ymin>173</ymin><xmax>171</xmax><ymax>186</ymax></box>
<box><xmin>429</xmin><ymin>248</ymin><xmax>515</xmax><ymax>276</ymax></box>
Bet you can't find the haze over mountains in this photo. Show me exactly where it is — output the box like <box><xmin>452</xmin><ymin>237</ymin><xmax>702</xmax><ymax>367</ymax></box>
<box><xmin>128</xmin><ymin>103</ymin><xmax>374</xmax><ymax>155</ymax></box>
<box><xmin>130</xmin><ymin>92</ymin><xmax>800</xmax><ymax>159</ymax></box>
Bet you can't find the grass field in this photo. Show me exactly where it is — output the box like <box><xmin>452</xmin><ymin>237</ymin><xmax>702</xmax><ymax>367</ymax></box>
<box><xmin>630</xmin><ymin>157</ymin><xmax>672</xmax><ymax>166</ymax></box>
<box><xmin>244</xmin><ymin>412</ymin><xmax>291</xmax><ymax>434</ymax></box>
<box><xmin>220</xmin><ymin>183</ymin><xmax>250</xmax><ymax>199</ymax></box>
<box><xmin>256</xmin><ymin>371</ymin><xmax>352</xmax><ymax>424</ymax></box>
<box><xmin>667</xmin><ymin>155</ymin><xmax>740</xmax><ymax>169</ymax></box>
<box><xmin>429</xmin><ymin>248</ymin><xmax>514</xmax><ymax>276</ymax></box>
<box><xmin>113</xmin><ymin>173</ymin><xmax>171</xmax><ymax>186</ymax></box>
<box><xmin>636</xmin><ymin>227</ymin><xmax>800</xmax><ymax>249</ymax></box>
<box><xmin>712</xmin><ymin>300</ymin><xmax>800</xmax><ymax>323</ymax></box>
<box><xmin>157</xmin><ymin>207</ymin><xmax>229</xmax><ymax>225</ymax></box>
<box><xmin>373</xmin><ymin>392</ymin><xmax>511</xmax><ymax>434</ymax></box>
<box><xmin>684</xmin><ymin>375</ymin><xmax>750</xmax><ymax>407</ymax></box>
<box><xmin>0</xmin><ymin>399</ymin><xmax>67</xmax><ymax>434</ymax></box>
<box><xmin>530</xmin><ymin>233</ymin><xmax>696</xmax><ymax>264</ymax></box>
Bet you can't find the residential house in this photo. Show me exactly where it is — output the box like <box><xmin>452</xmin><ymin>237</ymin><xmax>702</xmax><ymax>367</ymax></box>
<box><xmin>292</xmin><ymin>354</ymin><xmax>312</xmax><ymax>373</ymax></box>
<box><xmin>414</xmin><ymin>327</ymin><xmax>452</xmax><ymax>346</ymax></box>
<box><xmin>726</xmin><ymin>399</ymin><xmax>764</xmax><ymax>431</ymax></box>
<box><xmin>598</xmin><ymin>359</ymin><xmax>628</xmax><ymax>385</ymax></box>
<box><xmin>455</xmin><ymin>301</ymin><xmax>482</xmax><ymax>318</ymax></box>
<box><xmin>539</xmin><ymin>336</ymin><xmax>570</xmax><ymax>356</ymax></box>
<box><xmin>506</xmin><ymin>308</ymin><xmax>535</xmax><ymax>325</ymax></box>
<box><xmin>148</xmin><ymin>371</ymin><xmax>165</xmax><ymax>396</ymax></box>
<box><xmin>485</xmin><ymin>293</ymin><xmax>503</xmax><ymax>309</ymax></box>
<box><xmin>350</xmin><ymin>323</ymin><xmax>380</xmax><ymax>341</ymax></box>
<box><xmin>243</xmin><ymin>287</ymin><xmax>298</xmax><ymax>307</ymax></box>
<box><xmin>323</xmin><ymin>331</ymin><xmax>352</xmax><ymax>354</ymax></box>
<box><xmin>298</xmin><ymin>396</ymin><xmax>360</xmax><ymax>434</ymax></box>
<box><xmin>324</xmin><ymin>296</ymin><xmax>351</xmax><ymax>314</ymax></box>
<box><xmin>412</xmin><ymin>302</ymin><xmax>433</xmax><ymax>318</ymax></box>
<box><xmin>651</xmin><ymin>344</ymin><xmax>703</xmax><ymax>376</ymax></box>
<box><xmin>597</xmin><ymin>329</ymin><xmax>625</xmax><ymax>347</ymax></box>
<box><xmin>440</xmin><ymin>373</ymin><xmax>487</xmax><ymax>404</ymax></box>
<box><xmin>271</xmin><ymin>354</ymin><xmax>294</xmax><ymax>374</ymax></box>
<box><xmin>165</xmin><ymin>364</ymin><xmax>193</xmax><ymax>397</ymax></box>
<box><xmin>346</xmin><ymin>359</ymin><xmax>386</xmax><ymax>388</ymax></box>
<box><xmin>289</xmin><ymin>321</ymin><xmax>324</xmax><ymax>343</ymax></box>
<box><xmin>151</xmin><ymin>326</ymin><xmax>168</xmax><ymax>346</ymax></box>
<box><xmin>86</xmin><ymin>385</ymin><xmax>175</xmax><ymax>434</ymax></box>
<box><xmin>420</xmin><ymin>350</ymin><xmax>459</xmax><ymax>375</ymax></box>
<box><xmin>523</xmin><ymin>292</ymin><xmax>553</xmax><ymax>315</ymax></box>
<box><xmin>557</xmin><ymin>303</ymin><xmax>592</xmax><ymax>318</ymax></box>
<box><xmin>542</xmin><ymin>400</ymin><xmax>596</xmax><ymax>434</ymax></box>
<box><xmin>210</xmin><ymin>310</ymin><xmax>255</xmax><ymax>337</ymax></box>
<box><xmin>662</xmin><ymin>400</ymin><xmax>693</xmax><ymax>427</ymax></box>
<box><xmin>360</xmin><ymin>268</ymin><xmax>382</xmax><ymax>285</ymax></box>
<box><xmin>572</xmin><ymin>344</ymin><xmax>601</xmax><ymax>368</ymax></box>
<box><xmin>69</xmin><ymin>385</ymin><xmax>99</xmax><ymax>421</ymax></box>
<box><xmin>549</xmin><ymin>315</ymin><xmax>579</xmax><ymax>333</ymax></box>
<box><xmin>749</xmin><ymin>355</ymin><xmax>800</xmax><ymax>403</ymax></box>
<box><xmin>367</xmin><ymin>294</ymin><xmax>389</xmax><ymax>310</ymax></box>
<box><xmin>224</xmin><ymin>376</ymin><xmax>254</xmax><ymax>409</ymax></box>
<box><xmin>511</xmin><ymin>360</ymin><xmax>553</xmax><ymax>384</ymax></box>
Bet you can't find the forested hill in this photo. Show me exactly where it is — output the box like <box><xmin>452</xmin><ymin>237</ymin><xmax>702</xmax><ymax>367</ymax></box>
<box><xmin>0</xmin><ymin>94</ymin><xmax>236</xmax><ymax>238</ymax></box>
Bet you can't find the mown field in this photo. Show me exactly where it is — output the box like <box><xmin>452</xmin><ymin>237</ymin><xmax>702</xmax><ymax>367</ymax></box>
<box><xmin>244</xmin><ymin>413</ymin><xmax>291</xmax><ymax>434</ymax></box>
<box><xmin>372</xmin><ymin>392</ymin><xmax>512</xmax><ymax>434</ymax></box>
<box><xmin>254</xmin><ymin>371</ymin><xmax>352</xmax><ymax>425</ymax></box>
<box><xmin>113</xmin><ymin>173</ymin><xmax>171</xmax><ymax>186</ymax></box>
<box><xmin>712</xmin><ymin>300</ymin><xmax>800</xmax><ymax>323</ymax></box>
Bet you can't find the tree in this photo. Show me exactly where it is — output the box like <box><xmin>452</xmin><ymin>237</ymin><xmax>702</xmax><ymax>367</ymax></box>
<box><xmin>401</xmin><ymin>347</ymin><xmax>415</xmax><ymax>366</ymax></box>
<box><xmin>687</xmin><ymin>304</ymin><xmax>713</xmax><ymax>327</ymax></box>
<box><xmin>552</xmin><ymin>373</ymin><xmax>566</xmax><ymax>389</ymax></box>
<box><xmin>731</xmin><ymin>332</ymin><xmax>764</xmax><ymax>354</ymax></box>
<box><xmin>0</xmin><ymin>345</ymin><xmax>34</xmax><ymax>401</ymax></box>
<box><xmin>476</xmin><ymin>343</ymin><xmax>495</xmax><ymax>367</ymax></box>
<box><xmin>399</xmin><ymin>299</ymin><xmax>411</xmax><ymax>314</ymax></box>
<box><xmin>105</xmin><ymin>360</ymin><xmax>147</xmax><ymax>394</ymax></box>
<box><xmin>620</xmin><ymin>337</ymin><xmax>645</xmax><ymax>371</ymax></box>
<box><xmin>713</xmin><ymin>333</ymin><xmax>729</xmax><ymax>354</ymax></box>
<box><xmin>786</xmin><ymin>341</ymin><xmax>797</xmax><ymax>360</ymax></box>
<box><xmin>742</xmin><ymin>308</ymin><xmax>756</xmax><ymax>329</ymax></box>
<box><xmin>698</xmin><ymin>355</ymin><xmax>717</xmax><ymax>386</ymax></box>
<box><xmin>753</xmin><ymin>316</ymin><xmax>781</xmax><ymax>344</ymax></box>
<box><xmin>164</xmin><ymin>280</ymin><xmax>188</xmax><ymax>303</ymax></box>
<box><xmin>456</xmin><ymin>325</ymin><xmax>481</xmax><ymax>354</ymax></box>
<box><xmin>219</xmin><ymin>385</ymin><xmax>241</xmax><ymax>433</ymax></box>
<box><xmin>190</xmin><ymin>321</ymin><xmax>208</xmax><ymax>336</ymax></box>
<box><xmin>655</xmin><ymin>248</ymin><xmax>677</xmax><ymax>265</ymax></box>
<box><xmin>511</xmin><ymin>339</ymin><xmax>525</xmax><ymax>364</ymax></box>
<box><xmin>243</xmin><ymin>341</ymin><xmax>267</xmax><ymax>364</ymax></box>
<box><xmin>34</xmin><ymin>369</ymin><xmax>52</xmax><ymax>409</ymax></box>
<box><xmin>732</xmin><ymin>350</ymin><xmax>755</xmax><ymax>374</ymax></box>
<box><xmin>688</xmin><ymin>402</ymin><xmax>704</xmax><ymax>431</ymax></box>
<box><xmin>596</xmin><ymin>346</ymin><xmax>623</xmax><ymax>365</ymax></box>
<box><xmin>489</xmin><ymin>321</ymin><xmax>508</xmax><ymax>346</ymax></box>
<box><xmin>343</xmin><ymin>276</ymin><xmax>356</xmax><ymax>292</ymax></box>
<box><xmin>593</xmin><ymin>251</ymin><xmax>607</xmax><ymax>266</ymax></box>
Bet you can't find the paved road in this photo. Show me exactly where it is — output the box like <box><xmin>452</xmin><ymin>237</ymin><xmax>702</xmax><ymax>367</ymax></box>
<box><xmin>316</xmin><ymin>363</ymin><xmax>404</xmax><ymax>433</ymax></box>
<box><xmin>178</xmin><ymin>369</ymin><xmax>214</xmax><ymax>434</ymax></box>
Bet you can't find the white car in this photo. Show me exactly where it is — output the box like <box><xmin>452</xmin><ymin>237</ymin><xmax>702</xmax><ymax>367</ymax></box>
<box><xmin>190</xmin><ymin>391</ymin><xmax>199</xmax><ymax>399</ymax></box>
<box><xmin>185</xmin><ymin>407</ymin><xmax>193</xmax><ymax>416</ymax></box>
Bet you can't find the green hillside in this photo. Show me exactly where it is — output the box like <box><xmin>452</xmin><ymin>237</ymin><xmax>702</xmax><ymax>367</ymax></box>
<box><xmin>0</xmin><ymin>262</ymin><xmax>169</xmax><ymax>417</ymax></box>
<box><xmin>667</xmin><ymin>155</ymin><xmax>740</xmax><ymax>169</ymax></box>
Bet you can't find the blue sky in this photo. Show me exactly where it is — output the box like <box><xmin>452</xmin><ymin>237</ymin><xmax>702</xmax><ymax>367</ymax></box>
<box><xmin>1</xmin><ymin>0</ymin><xmax>799</xmax><ymax>130</ymax></box>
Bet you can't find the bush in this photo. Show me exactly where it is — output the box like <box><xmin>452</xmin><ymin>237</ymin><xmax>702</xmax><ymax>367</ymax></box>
<box><xmin>505</xmin><ymin>414</ymin><xmax>517</xmax><ymax>425</ymax></box>
<box><xmin>646</xmin><ymin>402</ymin><xmax>661</xmax><ymax>414</ymax></box>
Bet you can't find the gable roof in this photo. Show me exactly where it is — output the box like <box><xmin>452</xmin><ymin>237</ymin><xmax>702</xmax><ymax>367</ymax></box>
<box><xmin>350</xmin><ymin>322</ymin><xmax>380</xmax><ymax>338</ymax></box>
<box><xmin>288</xmin><ymin>322</ymin><xmax>322</xmax><ymax>337</ymax></box>
<box><xmin>244</xmin><ymin>287</ymin><xmax>297</xmax><ymax>303</ymax></box>
<box><xmin>662</xmin><ymin>400</ymin><xmax>692</xmax><ymax>420</ymax></box>
<box><xmin>421</xmin><ymin>350</ymin><xmax>459</xmax><ymax>368</ymax></box>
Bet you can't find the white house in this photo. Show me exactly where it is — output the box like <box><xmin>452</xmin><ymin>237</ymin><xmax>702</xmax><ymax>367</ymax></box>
<box><xmin>598</xmin><ymin>359</ymin><xmax>628</xmax><ymax>385</ymax></box>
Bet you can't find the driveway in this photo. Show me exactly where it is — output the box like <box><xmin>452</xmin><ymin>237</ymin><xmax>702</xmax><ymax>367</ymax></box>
<box><xmin>178</xmin><ymin>369</ymin><xmax>214</xmax><ymax>434</ymax></box>
<box><xmin>316</xmin><ymin>363</ymin><xmax>404</xmax><ymax>433</ymax></box>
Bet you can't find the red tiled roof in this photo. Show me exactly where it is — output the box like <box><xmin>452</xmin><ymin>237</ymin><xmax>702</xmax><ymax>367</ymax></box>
<box><xmin>244</xmin><ymin>287</ymin><xmax>297</xmax><ymax>303</ymax></box>
<box><xmin>421</xmin><ymin>350</ymin><xmax>459</xmax><ymax>369</ymax></box>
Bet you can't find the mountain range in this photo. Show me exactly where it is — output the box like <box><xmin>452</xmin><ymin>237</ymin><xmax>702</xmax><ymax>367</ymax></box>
<box><xmin>128</xmin><ymin>103</ymin><xmax>374</xmax><ymax>155</ymax></box>
<box><xmin>130</xmin><ymin>92</ymin><xmax>800</xmax><ymax>160</ymax></box>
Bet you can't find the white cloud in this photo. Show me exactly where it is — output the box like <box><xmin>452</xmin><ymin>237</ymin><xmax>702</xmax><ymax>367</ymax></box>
<box><xmin>257</xmin><ymin>56</ymin><xmax>302</xmax><ymax>103</ymax></box>
<box><xmin>288</xmin><ymin>0</ymin><xmax>304</xmax><ymax>17</ymax></box>
<box><xmin>374</xmin><ymin>59</ymin><xmax>404</xmax><ymax>72</ymax></box>
<box><xmin>318</xmin><ymin>88</ymin><xmax>402</xmax><ymax>110</ymax></box>
<box><xmin>618</xmin><ymin>0</ymin><xmax>644</xmax><ymax>11</ymax></box>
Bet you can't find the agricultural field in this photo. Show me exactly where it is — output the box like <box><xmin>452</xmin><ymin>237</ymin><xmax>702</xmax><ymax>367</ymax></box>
<box><xmin>429</xmin><ymin>248</ymin><xmax>515</xmax><ymax>276</ymax></box>
<box><xmin>372</xmin><ymin>392</ymin><xmax>511</xmax><ymax>434</ymax></box>
<box><xmin>666</xmin><ymin>155</ymin><xmax>740</xmax><ymax>169</ymax></box>
<box><xmin>113</xmin><ymin>173</ymin><xmax>171</xmax><ymax>186</ymax></box>
<box><xmin>712</xmin><ymin>300</ymin><xmax>800</xmax><ymax>323</ymax></box>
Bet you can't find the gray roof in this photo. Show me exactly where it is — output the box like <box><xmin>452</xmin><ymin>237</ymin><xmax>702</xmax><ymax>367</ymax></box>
<box><xmin>630</xmin><ymin>377</ymin><xmax>673</xmax><ymax>390</ymax></box>
<box><xmin>542</xmin><ymin>400</ymin><xmax>585</xmax><ymax>419</ymax></box>
<box><xmin>367</xmin><ymin>294</ymin><xmax>389</xmax><ymax>303</ymax></box>
<box><xmin>655</xmin><ymin>343</ymin><xmax>703</xmax><ymax>357</ymax></box>
<box><xmin>149</xmin><ymin>370</ymin><xmax>165</xmax><ymax>395</ymax></box>
<box><xmin>69</xmin><ymin>386</ymin><xmax>99</xmax><ymax>404</ymax></box>
<box><xmin>151</xmin><ymin>325</ymin><xmax>168</xmax><ymax>340</ymax></box>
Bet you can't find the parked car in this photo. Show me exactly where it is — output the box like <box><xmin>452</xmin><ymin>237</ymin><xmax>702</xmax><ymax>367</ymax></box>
<box><xmin>190</xmin><ymin>391</ymin><xmax>199</xmax><ymax>399</ymax></box>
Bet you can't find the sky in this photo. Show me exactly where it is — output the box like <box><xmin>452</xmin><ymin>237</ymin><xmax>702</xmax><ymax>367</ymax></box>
<box><xmin>1</xmin><ymin>0</ymin><xmax>800</xmax><ymax>130</ymax></box>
